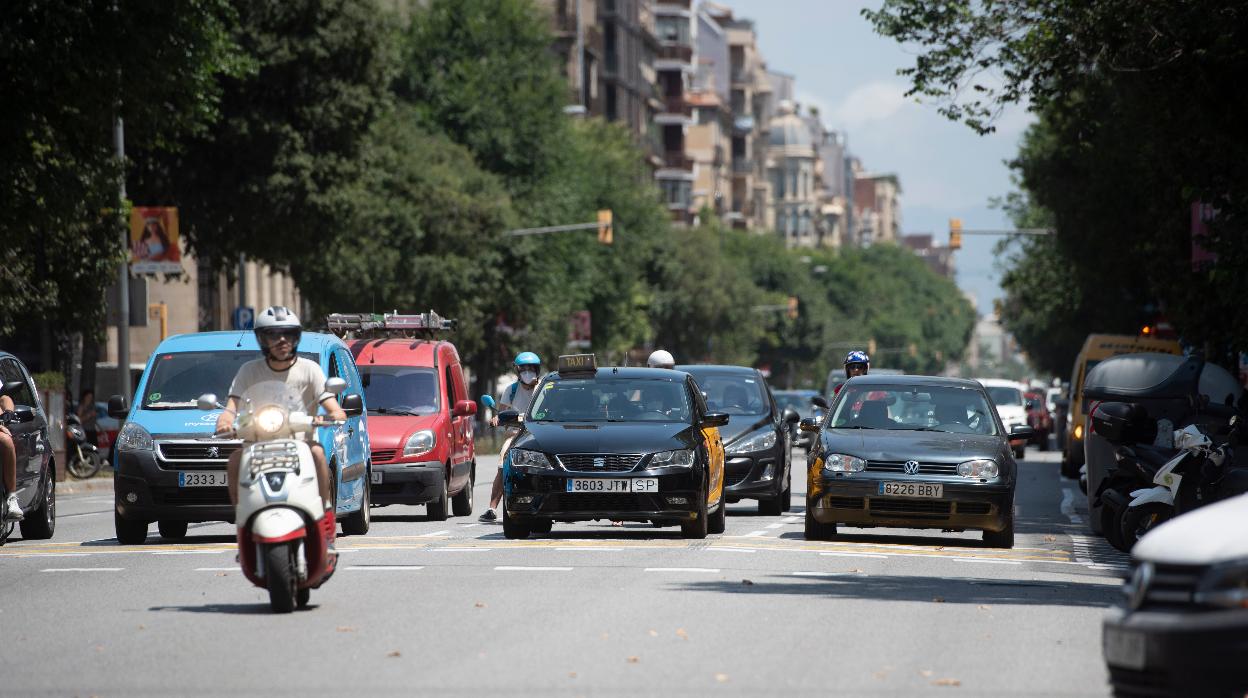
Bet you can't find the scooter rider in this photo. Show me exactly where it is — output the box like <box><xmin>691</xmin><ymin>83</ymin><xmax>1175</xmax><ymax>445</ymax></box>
<box><xmin>2</xmin><ymin>393</ymin><xmax>21</xmax><ymax>521</ymax></box>
<box><xmin>836</xmin><ymin>350</ymin><xmax>870</xmax><ymax>396</ymax></box>
<box><xmin>215</xmin><ymin>306</ymin><xmax>346</xmax><ymax>513</ymax></box>
<box><xmin>646</xmin><ymin>349</ymin><xmax>676</xmax><ymax>370</ymax></box>
<box><xmin>478</xmin><ymin>351</ymin><xmax>542</xmax><ymax>522</ymax></box>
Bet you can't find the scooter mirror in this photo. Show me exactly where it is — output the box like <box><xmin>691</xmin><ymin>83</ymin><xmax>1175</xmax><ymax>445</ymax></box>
<box><xmin>197</xmin><ymin>393</ymin><xmax>221</xmax><ymax>411</ymax></box>
<box><xmin>325</xmin><ymin>377</ymin><xmax>348</xmax><ymax>395</ymax></box>
<box><xmin>481</xmin><ymin>395</ymin><xmax>497</xmax><ymax>411</ymax></box>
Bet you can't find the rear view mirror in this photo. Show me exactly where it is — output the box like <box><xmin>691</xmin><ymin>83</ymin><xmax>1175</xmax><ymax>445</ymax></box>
<box><xmin>811</xmin><ymin>395</ymin><xmax>829</xmax><ymax>410</ymax></box>
<box><xmin>453</xmin><ymin>399</ymin><xmax>477</xmax><ymax>417</ymax></box>
<box><xmin>325</xmin><ymin>377</ymin><xmax>348</xmax><ymax>395</ymax></box>
<box><xmin>340</xmin><ymin>393</ymin><xmax>364</xmax><ymax>417</ymax></box>
<box><xmin>197</xmin><ymin>393</ymin><xmax>221</xmax><ymax>411</ymax></box>
<box><xmin>10</xmin><ymin>405</ymin><xmax>35</xmax><ymax>423</ymax></box>
<box><xmin>107</xmin><ymin>394</ymin><xmax>129</xmax><ymax>419</ymax></box>
<box><xmin>702</xmin><ymin>412</ymin><xmax>729</xmax><ymax>428</ymax></box>
<box><xmin>782</xmin><ymin>408</ymin><xmax>800</xmax><ymax>425</ymax></box>
<box><xmin>0</xmin><ymin>380</ymin><xmax>24</xmax><ymax>399</ymax></box>
<box><xmin>481</xmin><ymin>395</ymin><xmax>497</xmax><ymax>411</ymax></box>
<box><xmin>799</xmin><ymin>417</ymin><xmax>821</xmax><ymax>433</ymax></box>
<box><xmin>497</xmin><ymin>409</ymin><xmax>522</xmax><ymax>427</ymax></box>
<box><xmin>1009</xmin><ymin>425</ymin><xmax>1035</xmax><ymax>442</ymax></box>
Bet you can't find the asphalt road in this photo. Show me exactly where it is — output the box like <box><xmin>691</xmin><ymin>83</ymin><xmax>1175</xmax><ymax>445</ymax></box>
<box><xmin>0</xmin><ymin>448</ymin><xmax>1127</xmax><ymax>697</ymax></box>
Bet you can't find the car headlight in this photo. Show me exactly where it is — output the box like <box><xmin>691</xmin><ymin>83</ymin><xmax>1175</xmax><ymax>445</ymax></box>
<box><xmin>510</xmin><ymin>448</ymin><xmax>552</xmax><ymax>470</ymax></box>
<box><xmin>403</xmin><ymin>429</ymin><xmax>436</xmax><ymax>457</ymax></box>
<box><xmin>822</xmin><ymin>453</ymin><xmax>866</xmax><ymax>473</ymax></box>
<box><xmin>650</xmin><ymin>449</ymin><xmax>695</xmax><ymax>468</ymax></box>
<box><xmin>1195</xmin><ymin>559</ymin><xmax>1248</xmax><ymax>609</ymax></box>
<box><xmin>117</xmin><ymin>422</ymin><xmax>154</xmax><ymax>451</ymax></box>
<box><xmin>728</xmin><ymin>428</ymin><xmax>777</xmax><ymax>455</ymax></box>
<box><xmin>957</xmin><ymin>459</ymin><xmax>999</xmax><ymax>478</ymax></box>
<box><xmin>255</xmin><ymin>406</ymin><xmax>286</xmax><ymax>434</ymax></box>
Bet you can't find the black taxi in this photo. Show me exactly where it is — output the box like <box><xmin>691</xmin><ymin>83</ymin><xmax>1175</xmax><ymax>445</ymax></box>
<box><xmin>497</xmin><ymin>354</ymin><xmax>729</xmax><ymax>539</ymax></box>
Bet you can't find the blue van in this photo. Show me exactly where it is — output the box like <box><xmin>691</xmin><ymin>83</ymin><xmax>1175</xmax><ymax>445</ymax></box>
<box><xmin>107</xmin><ymin>331</ymin><xmax>372</xmax><ymax>544</ymax></box>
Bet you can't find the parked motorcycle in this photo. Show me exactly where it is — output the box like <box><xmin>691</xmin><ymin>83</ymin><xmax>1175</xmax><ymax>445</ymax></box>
<box><xmin>199</xmin><ymin>377</ymin><xmax>354</xmax><ymax>613</ymax></box>
<box><xmin>64</xmin><ymin>412</ymin><xmax>104</xmax><ymax>479</ymax></box>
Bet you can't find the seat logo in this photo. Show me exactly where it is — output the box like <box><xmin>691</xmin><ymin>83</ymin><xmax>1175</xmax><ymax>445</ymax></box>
<box><xmin>903</xmin><ymin>460</ymin><xmax>920</xmax><ymax>475</ymax></box>
<box><xmin>593</xmin><ymin>457</ymin><xmax>605</xmax><ymax>468</ymax></box>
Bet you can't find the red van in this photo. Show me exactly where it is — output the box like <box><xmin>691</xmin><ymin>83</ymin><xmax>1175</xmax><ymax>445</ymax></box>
<box><xmin>347</xmin><ymin>336</ymin><xmax>477</xmax><ymax>520</ymax></box>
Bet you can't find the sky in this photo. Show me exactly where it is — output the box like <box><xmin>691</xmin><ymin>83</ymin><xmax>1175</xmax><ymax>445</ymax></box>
<box><xmin>719</xmin><ymin>0</ymin><xmax>1034</xmax><ymax>316</ymax></box>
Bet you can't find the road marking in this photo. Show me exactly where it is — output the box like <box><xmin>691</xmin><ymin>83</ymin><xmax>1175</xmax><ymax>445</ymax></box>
<box><xmin>418</xmin><ymin>530</ymin><xmax>450</xmax><ymax>537</ymax></box>
<box><xmin>495</xmin><ymin>566</ymin><xmax>572</xmax><ymax>572</ymax></box>
<box><xmin>819</xmin><ymin>552</ymin><xmax>888</xmax><ymax>559</ymax></box>
<box><xmin>461</xmin><ymin>523</ymin><xmax>482</xmax><ymax>528</ymax></box>
<box><xmin>953</xmin><ymin>557</ymin><xmax>1022</xmax><ymax>565</ymax></box>
<box><xmin>1061</xmin><ymin>486</ymin><xmax>1084</xmax><ymax>524</ymax></box>
<box><xmin>345</xmin><ymin>565</ymin><xmax>425</xmax><ymax>571</ymax></box>
<box><xmin>435</xmin><ymin>547</ymin><xmax>492</xmax><ymax>552</ymax></box>
<box><xmin>41</xmin><ymin>567</ymin><xmax>123</xmax><ymax>572</ymax></box>
<box><xmin>765</xmin><ymin>523</ymin><xmax>784</xmax><ymax>529</ymax></box>
<box><xmin>710</xmin><ymin>547</ymin><xmax>757</xmax><ymax>553</ymax></box>
<box><xmin>556</xmin><ymin>547</ymin><xmax>624</xmax><ymax>552</ymax></box>
<box><xmin>0</xmin><ymin>552</ymin><xmax>91</xmax><ymax>558</ymax></box>
<box><xmin>782</xmin><ymin>516</ymin><xmax>801</xmax><ymax>523</ymax></box>
<box><xmin>196</xmin><ymin>567</ymin><xmax>239</xmax><ymax>571</ymax></box>
<box><xmin>793</xmin><ymin>571</ymin><xmax>854</xmax><ymax>577</ymax></box>
<box><xmin>741</xmin><ymin>530</ymin><xmax>769</xmax><ymax>538</ymax></box>
<box><xmin>152</xmin><ymin>551</ymin><xmax>224</xmax><ymax>555</ymax></box>
<box><xmin>644</xmin><ymin>567</ymin><xmax>720</xmax><ymax>573</ymax></box>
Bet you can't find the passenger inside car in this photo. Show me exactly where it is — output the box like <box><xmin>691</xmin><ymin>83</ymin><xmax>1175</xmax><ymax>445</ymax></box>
<box><xmin>855</xmin><ymin>400</ymin><xmax>894</xmax><ymax>429</ymax></box>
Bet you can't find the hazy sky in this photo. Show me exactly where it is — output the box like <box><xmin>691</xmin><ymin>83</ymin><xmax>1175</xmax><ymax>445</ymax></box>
<box><xmin>720</xmin><ymin>0</ymin><xmax>1034</xmax><ymax>315</ymax></box>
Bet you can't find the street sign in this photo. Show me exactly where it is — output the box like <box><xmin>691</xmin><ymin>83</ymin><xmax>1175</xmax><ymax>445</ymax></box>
<box><xmin>232</xmin><ymin>306</ymin><xmax>255</xmax><ymax>330</ymax></box>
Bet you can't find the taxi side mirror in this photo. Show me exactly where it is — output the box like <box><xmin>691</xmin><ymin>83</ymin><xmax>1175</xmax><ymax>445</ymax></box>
<box><xmin>702</xmin><ymin>412</ymin><xmax>729</xmax><ymax>428</ymax></box>
<box><xmin>799</xmin><ymin>417</ymin><xmax>821</xmax><ymax>433</ymax></box>
<box><xmin>811</xmin><ymin>395</ymin><xmax>829</xmax><ymax>410</ymax></box>
<box><xmin>497</xmin><ymin>410</ymin><xmax>522</xmax><ymax>427</ymax></box>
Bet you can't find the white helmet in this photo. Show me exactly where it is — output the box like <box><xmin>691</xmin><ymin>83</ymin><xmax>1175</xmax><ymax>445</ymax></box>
<box><xmin>254</xmin><ymin>306</ymin><xmax>302</xmax><ymax>357</ymax></box>
<box><xmin>647</xmin><ymin>349</ymin><xmax>675</xmax><ymax>369</ymax></box>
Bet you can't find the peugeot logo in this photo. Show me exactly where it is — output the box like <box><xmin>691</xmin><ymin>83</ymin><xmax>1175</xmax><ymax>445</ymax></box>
<box><xmin>593</xmin><ymin>457</ymin><xmax>606</xmax><ymax>468</ymax></box>
<box><xmin>903</xmin><ymin>460</ymin><xmax>921</xmax><ymax>475</ymax></box>
<box><xmin>207</xmin><ymin>446</ymin><xmax>220</xmax><ymax>459</ymax></box>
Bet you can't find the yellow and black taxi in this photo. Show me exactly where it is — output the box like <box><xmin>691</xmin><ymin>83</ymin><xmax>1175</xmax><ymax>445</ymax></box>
<box><xmin>801</xmin><ymin>375</ymin><xmax>1032</xmax><ymax>548</ymax></box>
<box><xmin>497</xmin><ymin>354</ymin><xmax>729</xmax><ymax>539</ymax></box>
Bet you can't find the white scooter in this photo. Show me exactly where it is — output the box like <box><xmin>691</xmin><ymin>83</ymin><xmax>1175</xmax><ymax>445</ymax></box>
<box><xmin>1118</xmin><ymin>423</ymin><xmax>1214</xmax><ymax>547</ymax></box>
<box><xmin>199</xmin><ymin>378</ymin><xmax>348</xmax><ymax>613</ymax></box>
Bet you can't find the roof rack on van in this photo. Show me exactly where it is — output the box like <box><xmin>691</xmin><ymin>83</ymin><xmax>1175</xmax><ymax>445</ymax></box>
<box><xmin>325</xmin><ymin>311</ymin><xmax>456</xmax><ymax>339</ymax></box>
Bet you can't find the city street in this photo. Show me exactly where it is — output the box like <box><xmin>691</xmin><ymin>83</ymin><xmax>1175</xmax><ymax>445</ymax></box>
<box><xmin>0</xmin><ymin>448</ymin><xmax>1127</xmax><ymax>697</ymax></box>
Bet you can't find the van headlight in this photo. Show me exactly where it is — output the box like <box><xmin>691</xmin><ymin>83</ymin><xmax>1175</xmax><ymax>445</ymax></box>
<box><xmin>510</xmin><ymin>449</ymin><xmax>552</xmax><ymax>470</ymax></box>
<box><xmin>822</xmin><ymin>453</ymin><xmax>866</xmax><ymax>473</ymax></box>
<box><xmin>117</xmin><ymin>422</ymin><xmax>154</xmax><ymax>451</ymax></box>
<box><xmin>958</xmin><ymin>459</ymin><xmax>999</xmax><ymax>478</ymax></box>
<box><xmin>255</xmin><ymin>406</ymin><xmax>286</xmax><ymax>434</ymax></box>
<box><xmin>728</xmin><ymin>428</ymin><xmax>777</xmax><ymax>455</ymax></box>
<box><xmin>650</xmin><ymin>449</ymin><xmax>695</xmax><ymax>468</ymax></box>
<box><xmin>403</xmin><ymin>429</ymin><xmax>436</xmax><ymax>457</ymax></box>
<box><xmin>1194</xmin><ymin>559</ymin><xmax>1248</xmax><ymax>609</ymax></box>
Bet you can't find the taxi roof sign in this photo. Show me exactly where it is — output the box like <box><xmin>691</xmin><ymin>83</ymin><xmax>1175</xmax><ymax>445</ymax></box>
<box><xmin>556</xmin><ymin>353</ymin><xmax>597</xmax><ymax>375</ymax></box>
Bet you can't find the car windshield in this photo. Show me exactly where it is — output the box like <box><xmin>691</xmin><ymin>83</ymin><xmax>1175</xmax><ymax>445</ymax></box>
<box><xmin>829</xmin><ymin>383</ymin><xmax>999</xmax><ymax>436</ymax></box>
<box><xmin>986</xmin><ymin>386</ymin><xmax>1024</xmax><ymax>407</ymax></box>
<box><xmin>772</xmin><ymin>392</ymin><xmax>816</xmax><ymax>417</ymax></box>
<box><xmin>528</xmin><ymin>377</ymin><xmax>691</xmax><ymax>423</ymax></box>
<box><xmin>359</xmin><ymin>366</ymin><xmax>439</xmax><ymax>416</ymax></box>
<box><xmin>686</xmin><ymin>372</ymin><xmax>769</xmax><ymax>416</ymax></box>
<box><xmin>141</xmin><ymin>351</ymin><xmax>316</xmax><ymax>410</ymax></box>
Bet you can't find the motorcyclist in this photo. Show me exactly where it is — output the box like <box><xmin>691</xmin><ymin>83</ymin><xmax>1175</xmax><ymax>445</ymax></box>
<box><xmin>214</xmin><ymin>306</ymin><xmax>346</xmax><ymax>514</ymax></box>
<box><xmin>835</xmin><ymin>350</ymin><xmax>870</xmax><ymax>396</ymax></box>
<box><xmin>646</xmin><ymin>349</ymin><xmax>675</xmax><ymax>369</ymax></box>
<box><xmin>479</xmin><ymin>351</ymin><xmax>542</xmax><ymax>522</ymax></box>
<box><xmin>2</xmin><ymin>393</ymin><xmax>21</xmax><ymax>520</ymax></box>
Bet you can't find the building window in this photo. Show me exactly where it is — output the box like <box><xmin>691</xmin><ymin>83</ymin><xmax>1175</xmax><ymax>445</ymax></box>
<box><xmin>659</xmin><ymin>178</ymin><xmax>692</xmax><ymax>208</ymax></box>
<box><xmin>656</xmin><ymin>16</ymin><xmax>690</xmax><ymax>45</ymax></box>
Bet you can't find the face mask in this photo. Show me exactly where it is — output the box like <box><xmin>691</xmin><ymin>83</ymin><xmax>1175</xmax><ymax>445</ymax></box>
<box><xmin>519</xmin><ymin>370</ymin><xmax>537</xmax><ymax>385</ymax></box>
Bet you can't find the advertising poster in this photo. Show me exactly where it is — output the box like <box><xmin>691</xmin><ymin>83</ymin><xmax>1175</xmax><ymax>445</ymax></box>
<box><xmin>129</xmin><ymin>206</ymin><xmax>181</xmax><ymax>274</ymax></box>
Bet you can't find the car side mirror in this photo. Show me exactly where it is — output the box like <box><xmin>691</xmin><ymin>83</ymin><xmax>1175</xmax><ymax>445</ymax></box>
<box><xmin>811</xmin><ymin>395</ymin><xmax>829</xmax><ymax>410</ymax></box>
<box><xmin>453</xmin><ymin>399</ymin><xmax>477</xmax><ymax>417</ymax></box>
<box><xmin>702</xmin><ymin>412</ymin><xmax>729</xmax><ymax>428</ymax></box>
<box><xmin>1009</xmin><ymin>425</ymin><xmax>1035</xmax><ymax>441</ymax></box>
<box><xmin>325</xmin><ymin>377</ymin><xmax>348</xmax><ymax>396</ymax></box>
<box><xmin>799</xmin><ymin>417</ymin><xmax>821</xmax><ymax>433</ymax></box>
<box><xmin>497</xmin><ymin>409</ymin><xmax>522</xmax><ymax>427</ymax></box>
<box><xmin>197</xmin><ymin>393</ymin><xmax>221</xmax><ymax>411</ymax></box>
<box><xmin>107</xmin><ymin>394</ymin><xmax>129</xmax><ymax>419</ymax></box>
<box><xmin>782</xmin><ymin>408</ymin><xmax>800</xmax><ymax>425</ymax></box>
<box><xmin>340</xmin><ymin>393</ymin><xmax>364</xmax><ymax>417</ymax></box>
<box><xmin>0</xmin><ymin>380</ymin><xmax>24</xmax><ymax>399</ymax></box>
<box><xmin>11</xmin><ymin>405</ymin><xmax>35</xmax><ymax>423</ymax></box>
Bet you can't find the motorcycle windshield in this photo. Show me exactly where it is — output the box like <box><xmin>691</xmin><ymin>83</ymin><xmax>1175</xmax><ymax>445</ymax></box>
<box><xmin>238</xmin><ymin>381</ymin><xmax>305</xmax><ymax>441</ymax></box>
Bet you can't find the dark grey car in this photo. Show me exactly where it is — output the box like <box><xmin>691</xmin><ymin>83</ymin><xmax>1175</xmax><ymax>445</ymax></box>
<box><xmin>801</xmin><ymin>375</ymin><xmax>1032</xmax><ymax>548</ymax></box>
<box><xmin>0</xmin><ymin>351</ymin><xmax>56</xmax><ymax>544</ymax></box>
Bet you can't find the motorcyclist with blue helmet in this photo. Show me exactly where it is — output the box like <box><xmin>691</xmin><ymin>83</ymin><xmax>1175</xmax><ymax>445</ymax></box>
<box><xmin>479</xmin><ymin>351</ymin><xmax>543</xmax><ymax>522</ymax></box>
<box><xmin>835</xmin><ymin>350</ymin><xmax>870</xmax><ymax>396</ymax></box>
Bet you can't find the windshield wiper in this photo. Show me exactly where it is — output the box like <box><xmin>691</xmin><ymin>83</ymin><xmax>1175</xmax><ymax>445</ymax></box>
<box><xmin>900</xmin><ymin>426</ymin><xmax>944</xmax><ymax>432</ymax></box>
<box><xmin>369</xmin><ymin>407</ymin><xmax>420</xmax><ymax>416</ymax></box>
<box><xmin>834</xmin><ymin>425</ymin><xmax>878</xmax><ymax>430</ymax></box>
<box><xmin>145</xmin><ymin>401</ymin><xmax>199</xmax><ymax>410</ymax></box>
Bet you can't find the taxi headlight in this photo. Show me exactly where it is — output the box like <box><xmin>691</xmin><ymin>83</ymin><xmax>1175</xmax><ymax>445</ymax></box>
<box><xmin>957</xmin><ymin>459</ymin><xmax>999</xmax><ymax>478</ymax></box>
<box><xmin>117</xmin><ymin>422</ymin><xmax>154</xmax><ymax>451</ymax></box>
<box><xmin>1194</xmin><ymin>558</ymin><xmax>1248</xmax><ymax>609</ymax></box>
<box><xmin>823</xmin><ymin>453</ymin><xmax>866</xmax><ymax>473</ymax></box>
<box><xmin>650</xmin><ymin>449</ymin><xmax>695</xmax><ymax>468</ymax></box>
<box><xmin>728</xmin><ymin>428</ymin><xmax>777</xmax><ymax>455</ymax></box>
<box><xmin>255</xmin><ymin>406</ymin><xmax>286</xmax><ymax>434</ymax></box>
<box><xmin>510</xmin><ymin>448</ymin><xmax>552</xmax><ymax>470</ymax></box>
<box><xmin>403</xmin><ymin>429</ymin><xmax>436</xmax><ymax>457</ymax></box>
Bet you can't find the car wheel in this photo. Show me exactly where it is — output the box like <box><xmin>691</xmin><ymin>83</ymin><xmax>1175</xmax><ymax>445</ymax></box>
<box><xmin>708</xmin><ymin>499</ymin><xmax>726</xmax><ymax>535</ymax></box>
<box><xmin>20</xmin><ymin>468</ymin><xmax>56</xmax><ymax>540</ymax></box>
<box><xmin>1060</xmin><ymin>451</ymin><xmax>1080</xmax><ymax>479</ymax></box>
<box><xmin>501</xmin><ymin>505</ymin><xmax>530</xmax><ymax>540</ymax></box>
<box><xmin>114</xmin><ymin>510</ymin><xmax>148</xmax><ymax>545</ymax></box>
<box><xmin>1038</xmin><ymin>432</ymin><xmax>1050</xmax><ymax>452</ymax></box>
<box><xmin>804</xmin><ymin>508</ymin><xmax>836</xmax><ymax>541</ymax></box>
<box><xmin>982</xmin><ymin>502</ymin><xmax>1014</xmax><ymax>548</ymax></box>
<box><xmin>451</xmin><ymin>462</ymin><xmax>474</xmax><ymax>517</ymax></box>
<box><xmin>1013</xmin><ymin>445</ymin><xmax>1026</xmax><ymax>460</ymax></box>
<box><xmin>157</xmin><ymin>520</ymin><xmax>188</xmax><ymax>540</ymax></box>
<box><xmin>340</xmin><ymin>475</ymin><xmax>371</xmax><ymax>536</ymax></box>
<box><xmin>297</xmin><ymin>587</ymin><xmax>311</xmax><ymax>609</ymax></box>
<box><xmin>427</xmin><ymin>468</ymin><xmax>449</xmax><ymax>522</ymax></box>
<box><xmin>681</xmin><ymin>485</ymin><xmax>709</xmax><ymax>539</ymax></box>
<box><xmin>780</xmin><ymin>469</ymin><xmax>792</xmax><ymax>513</ymax></box>
<box><xmin>530</xmin><ymin>518</ymin><xmax>553</xmax><ymax>534</ymax></box>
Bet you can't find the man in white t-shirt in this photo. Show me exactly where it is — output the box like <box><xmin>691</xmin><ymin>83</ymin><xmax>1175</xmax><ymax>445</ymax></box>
<box><xmin>478</xmin><ymin>351</ymin><xmax>542</xmax><ymax>522</ymax></box>
<box><xmin>214</xmin><ymin>307</ymin><xmax>346</xmax><ymax>512</ymax></box>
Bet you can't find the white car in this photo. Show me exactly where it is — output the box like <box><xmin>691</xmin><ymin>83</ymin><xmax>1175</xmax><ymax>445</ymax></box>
<box><xmin>977</xmin><ymin>379</ymin><xmax>1029</xmax><ymax>459</ymax></box>
<box><xmin>1103</xmin><ymin>492</ymin><xmax>1248</xmax><ymax>695</ymax></box>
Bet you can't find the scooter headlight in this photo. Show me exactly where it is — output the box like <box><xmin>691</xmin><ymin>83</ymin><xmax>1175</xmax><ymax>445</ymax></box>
<box><xmin>255</xmin><ymin>406</ymin><xmax>286</xmax><ymax>434</ymax></box>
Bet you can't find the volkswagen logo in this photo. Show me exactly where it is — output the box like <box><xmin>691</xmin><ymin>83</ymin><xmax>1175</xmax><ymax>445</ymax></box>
<box><xmin>903</xmin><ymin>460</ymin><xmax>921</xmax><ymax>475</ymax></box>
<box><xmin>593</xmin><ymin>457</ymin><xmax>606</xmax><ymax>468</ymax></box>
<box><xmin>207</xmin><ymin>446</ymin><xmax>220</xmax><ymax>459</ymax></box>
<box><xmin>1125</xmin><ymin>562</ymin><xmax>1154</xmax><ymax>610</ymax></box>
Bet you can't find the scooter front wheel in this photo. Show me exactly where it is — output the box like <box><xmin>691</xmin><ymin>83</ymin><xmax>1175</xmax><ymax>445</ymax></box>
<box><xmin>1119</xmin><ymin>503</ymin><xmax>1171</xmax><ymax>550</ymax></box>
<box><xmin>66</xmin><ymin>450</ymin><xmax>103</xmax><ymax>479</ymax></box>
<box><xmin>265</xmin><ymin>543</ymin><xmax>298</xmax><ymax>613</ymax></box>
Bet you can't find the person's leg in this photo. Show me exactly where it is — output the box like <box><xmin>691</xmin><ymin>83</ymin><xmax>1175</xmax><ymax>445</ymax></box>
<box><xmin>489</xmin><ymin>468</ymin><xmax>504</xmax><ymax>511</ymax></box>
<box><xmin>2</xmin><ymin>429</ymin><xmax>21</xmax><ymax>519</ymax></box>
<box><xmin>310</xmin><ymin>443</ymin><xmax>332</xmax><ymax>511</ymax></box>
<box><xmin>226</xmin><ymin>449</ymin><xmax>243</xmax><ymax>507</ymax></box>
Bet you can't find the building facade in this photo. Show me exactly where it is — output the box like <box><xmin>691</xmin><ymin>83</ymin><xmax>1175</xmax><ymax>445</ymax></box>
<box><xmin>765</xmin><ymin>101</ymin><xmax>821</xmax><ymax>248</ymax></box>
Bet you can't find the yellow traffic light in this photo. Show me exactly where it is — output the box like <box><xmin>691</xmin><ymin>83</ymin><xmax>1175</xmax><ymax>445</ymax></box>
<box><xmin>786</xmin><ymin>296</ymin><xmax>799</xmax><ymax>320</ymax></box>
<box><xmin>948</xmin><ymin>218</ymin><xmax>963</xmax><ymax>250</ymax></box>
<box><xmin>597</xmin><ymin>209</ymin><xmax>613</xmax><ymax>245</ymax></box>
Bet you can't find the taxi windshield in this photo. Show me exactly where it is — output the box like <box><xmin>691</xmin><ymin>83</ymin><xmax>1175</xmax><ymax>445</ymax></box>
<box><xmin>829</xmin><ymin>383</ymin><xmax>999</xmax><ymax>436</ymax></box>
<box><xmin>528</xmin><ymin>377</ymin><xmax>691</xmax><ymax>423</ymax></box>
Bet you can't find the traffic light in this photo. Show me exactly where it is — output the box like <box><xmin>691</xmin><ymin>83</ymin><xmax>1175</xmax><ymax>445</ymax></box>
<box><xmin>867</xmin><ymin>338</ymin><xmax>877</xmax><ymax>356</ymax></box>
<box><xmin>597</xmin><ymin>209</ymin><xmax>613</xmax><ymax>245</ymax></box>
<box><xmin>949</xmin><ymin>218</ymin><xmax>963</xmax><ymax>250</ymax></box>
<box><xmin>908</xmin><ymin>343</ymin><xmax>917</xmax><ymax>358</ymax></box>
<box><xmin>786</xmin><ymin>296</ymin><xmax>799</xmax><ymax>320</ymax></box>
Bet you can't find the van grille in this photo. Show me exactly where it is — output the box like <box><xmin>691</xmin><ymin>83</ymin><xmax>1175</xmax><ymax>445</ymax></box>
<box><xmin>156</xmin><ymin>441</ymin><xmax>239</xmax><ymax>470</ymax></box>
<box><xmin>371</xmin><ymin>449</ymin><xmax>398</xmax><ymax>464</ymax></box>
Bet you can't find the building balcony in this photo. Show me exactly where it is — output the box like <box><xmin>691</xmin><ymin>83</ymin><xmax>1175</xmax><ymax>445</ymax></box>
<box><xmin>661</xmin><ymin>151</ymin><xmax>694</xmax><ymax>170</ymax></box>
<box><xmin>655</xmin><ymin>0</ymin><xmax>692</xmax><ymax>10</ymax></box>
<box><xmin>657</xmin><ymin>44</ymin><xmax>693</xmax><ymax>63</ymax></box>
<box><xmin>733</xmin><ymin>158</ymin><xmax>753</xmax><ymax>174</ymax></box>
<box><xmin>659</xmin><ymin>95</ymin><xmax>692</xmax><ymax>116</ymax></box>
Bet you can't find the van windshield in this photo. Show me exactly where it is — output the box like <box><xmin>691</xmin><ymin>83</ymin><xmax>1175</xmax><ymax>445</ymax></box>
<box><xmin>359</xmin><ymin>366</ymin><xmax>439</xmax><ymax>416</ymax></box>
<box><xmin>141</xmin><ymin>351</ymin><xmax>316</xmax><ymax>410</ymax></box>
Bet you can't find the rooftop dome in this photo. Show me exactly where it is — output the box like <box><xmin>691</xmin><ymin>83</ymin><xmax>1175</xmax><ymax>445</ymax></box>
<box><xmin>768</xmin><ymin>100</ymin><xmax>813</xmax><ymax>149</ymax></box>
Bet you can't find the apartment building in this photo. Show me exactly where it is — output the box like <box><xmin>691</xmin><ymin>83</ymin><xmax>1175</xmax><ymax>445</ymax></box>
<box><xmin>653</xmin><ymin>0</ymin><xmax>697</xmax><ymax>223</ymax></box>
<box><xmin>853</xmin><ymin>172</ymin><xmax>902</xmax><ymax>246</ymax></box>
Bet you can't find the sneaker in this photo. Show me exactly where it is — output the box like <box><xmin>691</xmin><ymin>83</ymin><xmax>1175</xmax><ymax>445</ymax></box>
<box><xmin>478</xmin><ymin>508</ymin><xmax>497</xmax><ymax>522</ymax></box>
<box><xmin>5</xmin><ymin>494</ymin><xmax>23</xmax><ymax>522</ymax></box>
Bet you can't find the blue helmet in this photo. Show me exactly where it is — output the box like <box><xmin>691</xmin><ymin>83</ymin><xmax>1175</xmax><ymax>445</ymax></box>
<box><xmin>844</xmin><ymin>350</ymin><xmax>870</xmax><ymax>367</ymax></box>
<box><xmin>514</xmin><ymin>351</ymin><xmax>541</xmax><ymax>368</ymax></box>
